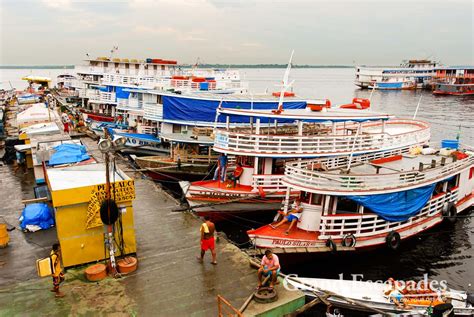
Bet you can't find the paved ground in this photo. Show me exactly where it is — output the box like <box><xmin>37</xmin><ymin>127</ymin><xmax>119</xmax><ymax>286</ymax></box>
<box><xmin>0</xmin><ymin>137</ymin><xmax>258</xmax><ymax>316</ymax></box>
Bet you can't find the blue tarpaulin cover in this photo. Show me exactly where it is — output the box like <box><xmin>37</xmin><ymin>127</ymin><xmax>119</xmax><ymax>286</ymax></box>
<box><xmin>347</xmin><ymin>184</ymin><xmax>436</xmax><ymax>222</ymax></box>
<box><xmin>162</xmin><ymin>95</ymin><xmax>307</xmax><ymax>124</ymax></box>
<box><xmin>48</xmin><ymin>143</ymin><xmax>90</xmax><ymax>166</ymax></box>
<box><xmin>116</xmin><ymin>86</ymin><xmax>130</xmax><ymax>99</ymax></box>
<box><xmin>19</xmin><ymin>203</ymin><xmax>54</xmax><ymax>230</ymax></box>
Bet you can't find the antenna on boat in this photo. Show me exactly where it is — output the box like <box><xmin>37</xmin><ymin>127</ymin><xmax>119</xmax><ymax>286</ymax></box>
<box><xmin>275</xmin><ymin>50</ymin><xmax>295</xmax><ymax>113</ymax></box>
<box><xmin>412</xmin><ymin>95</ymin><xmax>423</xmax><ymax>119</ymax></box>
<box><xmin>191</xmin><ymin>57</ymin><xmax>201</xmax><ymax>75</ymax></box>
<box><xmin>109</xmin><ymin>45</ymin><xmax>119</xmax><ymax>59</ymax></box>
<box><xmin>214</xmin><ymin>99</ymin><xmax>224</xmax><ymax>130</ymax></box>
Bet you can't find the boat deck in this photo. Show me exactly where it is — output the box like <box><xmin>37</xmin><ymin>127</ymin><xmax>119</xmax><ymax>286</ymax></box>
<box><xmin>248</xmin><ymin>224</ymin><xmax>319</xmax><ymax>241</ymax></box>
<box><xmin>191</xmin><ymin>179</ymin><xmax>254</xmax><ymax>192</ymax></box>
<box><xmin>285</xmin><ymin>150</ymin><xmax>473</xmax><ymax>194</ymax></box>
<box><xmin>341</xmin><ymin>153</ymin><xmax>457</xmax><ymax>175</ymax></box>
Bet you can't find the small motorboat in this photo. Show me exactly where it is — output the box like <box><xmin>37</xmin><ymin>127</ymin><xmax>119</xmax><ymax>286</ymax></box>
<box><xmin>285</xmin><ymin>276</ymin><xmax>474</xmax><ymax>316</ymax></box>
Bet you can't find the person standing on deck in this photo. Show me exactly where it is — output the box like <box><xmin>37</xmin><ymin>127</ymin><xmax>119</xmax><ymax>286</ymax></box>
<box><xmin>257</xmin><ymin>249</ymin><xmax>280</xmax><ymax>290</ymax></box>
<box><xmin>213</xmin><ymin>153</ymin><xmax>228</xmax><ymax>182</ymax></box>
<box><xmin>198</xmin><ymin>216</ymin><xmax>217</xmax><ymax>265</ymax></box>
<box><xmin>50</xmin><ymin>243</ymin><xmax>65</xmax><ymax>298</ymax></box>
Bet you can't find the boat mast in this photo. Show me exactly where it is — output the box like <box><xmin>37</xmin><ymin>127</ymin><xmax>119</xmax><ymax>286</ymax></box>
<box><xmin>276</xmin><ymin>50</ymin><xmax>295</xmax><ymax>113</ymax></box>
<box><xmin>412</xmin><ymin>95</ymin><xmax>423</xmax><ymax>119</ymax></box>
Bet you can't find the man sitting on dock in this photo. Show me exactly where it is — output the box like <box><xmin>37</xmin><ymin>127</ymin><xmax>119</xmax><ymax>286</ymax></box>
<box><xmin>198</xmin><ymin>216</ymin><xmax>217</xmax><ymax>265</ymax></box>
<box><xmin>227</xmin><ymin>163</ymin><xmax>244</xmax><ymax>188</ymax></box>
<box><xmin>270</xmin><ymin>199</ymin><xmax>303</xmax><ymax>235</ymax></box>
<box><xmin>257</xmin><ymin>250</ymin><xmax>280</xmax><ymax>290</ymax></box>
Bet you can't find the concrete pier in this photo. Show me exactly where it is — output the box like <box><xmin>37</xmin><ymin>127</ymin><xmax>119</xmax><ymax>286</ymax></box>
<box><xmin>0</xmin><ymin>135</ymin><xmax>287</xmax><ymax>316</ymax></box>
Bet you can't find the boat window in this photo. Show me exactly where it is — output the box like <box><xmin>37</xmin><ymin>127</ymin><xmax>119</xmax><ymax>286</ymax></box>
<box><xmin>336</xmin><ymin>197</ymin><xmax>359</xmax><ymax>214</ymax></box>
<box><xmin>172</xmin><ymin>124</ymin><xmax>181</xmax><ymax>133</ymax></box>
<box><xmin>156</xmin><ymin>95</ymin><xmax>163</xmax><ymax>104</ymax></box>
<box><xmin>447</xmin><ymin>175</ymin><xmax>458</xmax><ymax>190</ymax></box>
<box><xmin>433</xmin><ymin>182</ymin><xmax>444</xmax><ymax>195</ymax></box>
<box><xmin>310</xmin><ymin>194</ymin><xmax>323</xmax><ymax>206</ymax></box>
<box><xmin>271</xmin><ymin>159</ymin><xmax>285</xmax><ymax>174</ymax></box>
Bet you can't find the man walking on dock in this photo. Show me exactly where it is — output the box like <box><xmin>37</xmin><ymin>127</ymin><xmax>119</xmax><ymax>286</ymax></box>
<box><xmin>198</xmin><ymin>216</ymin><xmax>217</xmax><ymax>265</ymax></box>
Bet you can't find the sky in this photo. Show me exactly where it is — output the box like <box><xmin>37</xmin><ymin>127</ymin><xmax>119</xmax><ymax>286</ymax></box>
<box><xmin>0</xmin><ymin>0</ymin><xmax>473</xmax><ymax>65</ymax></box>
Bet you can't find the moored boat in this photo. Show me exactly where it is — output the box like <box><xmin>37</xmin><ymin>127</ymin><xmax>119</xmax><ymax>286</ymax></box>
<box><xmin>134</xmin><ymin>131</ymin><xmax>217</xmax><ymax>181</ymax></box>
<box><xmin>180</xmin><ymin>100</ymin><xmax>431</xmax><ymax>217</ymax></box>
<box><xmin>286</xmin><ymin>276</ymin><xmax>474</xmax><ymax>316</ymax></box>
<box><xmin>247</xmin><ymin>145</ymin><xmax>474</xmax><ymax>253</ymax></box>
<box><xmin>355</xmin><ymin>60</ymin><xmax>439</xmax><ymax>90</ymax></box>
<box><xmin>432</xmin><ymin>66</ymin><xmax>474</xmax><ymax>96</ymax></box>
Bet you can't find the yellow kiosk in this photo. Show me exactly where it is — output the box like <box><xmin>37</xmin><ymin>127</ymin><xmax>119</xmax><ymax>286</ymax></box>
<box><xmin>46</xmin><ymin>163</ymin><xmax>137</xmax><ymax>267</ymax></box>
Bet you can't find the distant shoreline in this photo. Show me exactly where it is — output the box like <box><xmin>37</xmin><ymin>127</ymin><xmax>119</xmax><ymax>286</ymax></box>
<box><xmin>0</xmin><ymin>64</ymin><xmax>353</xmax><ymax>69</ymax></box>
<box><xmin>0</xmin><ymin>65</ymin><xmax>75</xmax><ymax>69</ymax></box>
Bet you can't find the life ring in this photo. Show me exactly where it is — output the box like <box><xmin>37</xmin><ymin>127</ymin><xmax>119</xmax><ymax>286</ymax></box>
<box><xmin>100</xmin><ymin>199</ymin><xmax>119</xmax><ymax>225</ymax></box>
<box><xmin>341</xmin><ymin>234</ymin><xmax>356</xmax><ymax>248</ymax></box>
<box><xmin>326</xmin><ymin>238</ymin><xmax>337</xmax><ymax>253</ymax></box>
<box><xmin>385</xmin><ymin>231</ymin><xmax>401</xmax><ymax>251</ymax></box>
<box><xmin>442</xmin><ymin>202</ymin><xmax>457</xmax><ymax>224</ymax></box>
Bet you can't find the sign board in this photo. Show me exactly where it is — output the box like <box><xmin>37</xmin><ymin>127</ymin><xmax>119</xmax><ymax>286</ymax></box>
<box><xmin>86</xmin><ymin>180</ymin><xmax>135</xmax><ymax>229</ymax></box>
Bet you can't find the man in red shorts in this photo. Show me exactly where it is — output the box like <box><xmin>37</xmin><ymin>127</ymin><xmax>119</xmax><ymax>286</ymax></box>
<box><xmin>198</xmin><ymin>216</ymin><xmax>217</xmax><ymax>265</ymax></box>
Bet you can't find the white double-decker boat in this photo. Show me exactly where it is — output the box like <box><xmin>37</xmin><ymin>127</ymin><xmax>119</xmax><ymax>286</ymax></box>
<box><xmin>179</xmin><ymin>99</ymin><xmax>431</xmax><ymax>216</ymax></box>
<box><xmin>247</xmin><ymin>145</ymin><xmax>474</xmax><ymax>253</ymax></box>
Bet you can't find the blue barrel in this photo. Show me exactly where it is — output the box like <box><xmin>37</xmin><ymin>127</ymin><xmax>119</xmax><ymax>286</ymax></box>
<box><xmin>200</xmin><ymin>82</ymin><xmax>209</xmax><ymax>90</ymax></box>
<box><xmin>146</xmin><ymin>58</ymin><xmax>153</xmax><ymax>63</ymax></box>
<box><xmin>441</xmin><ymin>139</ymin><xmax>459</xmax><ymax>149</ymax></box>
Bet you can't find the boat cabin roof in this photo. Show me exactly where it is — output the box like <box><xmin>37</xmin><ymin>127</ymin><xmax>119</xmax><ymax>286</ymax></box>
<box><xmin>345</xmin><ymin>152</ymin><xmax>464</xmax><ymax>175</ymax></box>
<box><xmin>218</xmin><ymin>107</ymin><xmax>393</xmax><ymax>122</ymax></box>
<box><xmin>47</xmin><ymin>163</ymin><xmax>130</xmax><ymax>191</ymax></box>
<box><xmin>160</xmin><ymin>132</ymin><xmax>214</xmax><ymax>145</ymax></box>
<box><xmin>147</xmin><ymin>91</ymin><xmax>313</xmax><ymax>103</ymax></box>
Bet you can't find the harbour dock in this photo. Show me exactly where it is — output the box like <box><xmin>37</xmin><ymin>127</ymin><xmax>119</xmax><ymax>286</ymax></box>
<box><xmin>0</xmin><ymin>135</ymin><xmax>304</xmax><ymax>316</ymax></box>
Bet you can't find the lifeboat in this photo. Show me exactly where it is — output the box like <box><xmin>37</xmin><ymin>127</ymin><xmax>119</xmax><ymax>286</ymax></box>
<box><xmin>191</xmin><ymin>77</ymin><xmax>206</xmax><ymax>83</ymax></box>
<box><xmin>307</xmin><ymin>99</ymin><xmax>331</xmax><ymax>111</ymax></box>
<box><xmin>340</xmin><ymin>98</ymin><xmax>370</xmax><ymax>110</ymax></box>
<box><xmin>272</xmin><ymin>91</ymin><xmax>295</xmax><ymax>97</ymax></box>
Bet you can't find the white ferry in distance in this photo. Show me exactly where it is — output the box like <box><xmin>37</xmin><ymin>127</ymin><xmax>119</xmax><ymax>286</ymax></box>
<box><xmin>355</xmin><ymin>59</ymin><xmax>440</xmax><ymax>90</ymax></box>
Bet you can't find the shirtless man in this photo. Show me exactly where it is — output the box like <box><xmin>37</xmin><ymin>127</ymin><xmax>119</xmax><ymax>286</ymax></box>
<box><xmin>198</xmin><ymin>216</ymin><xmax>217</xmax><ymax>265</ymax></box>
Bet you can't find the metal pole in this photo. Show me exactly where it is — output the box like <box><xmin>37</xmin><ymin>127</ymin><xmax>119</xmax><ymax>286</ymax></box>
<box><xmin>347</xmin><ymin>123</ymin><xmax>361</xmax><ymax>171</ymax></box>
<box><xmin>413</xmin><ymin>95</ymin><xmax>423</xmax><ymax>119</ymax></box>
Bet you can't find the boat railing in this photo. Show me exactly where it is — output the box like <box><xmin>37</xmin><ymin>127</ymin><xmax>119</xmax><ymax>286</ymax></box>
<box><xmin>318</xmin><ymin>189</ymin><xmax>458</xmax><ymax>239</ymax></box>
<box><xmin>138</xmin><ymin>125</ymin><xmax>157</xmax><ymax>135</ymax></box>
<box><xmin>101</xmin><ymin>74</ymin><xmax>170</xmax><ymax>88</ymax></box>
<box><xmin>214</xmin><ymin>121</ymin><xmax>430</xmax><ymax>157</ymax></box>
<box><xmin>173</xmin><ymin>152</ymin><xmax>218</xmax><ymax>165</ymax></box>
<box><xmin>251</xmin><ymin>174</ymin><xmax>286</xmax><ymax>191</ymax></box>
<box><xmin>98</xmin><ymin>91</ymin><xmax>116</xmax><ymax>103</ymax></box>
<box><xmin>284</xmin><ymin>155</ymin><xmax>473</xmax><ymax>194</ymax></box>
<box><xmin>290</xmin><ymin>147</ymin><xmax>413</xmax><ymax>171</ymax></box>
<box><xmin>143</xmin><ymin>102</ymin><xmax>163</xmax><ymax>121</ymax></box>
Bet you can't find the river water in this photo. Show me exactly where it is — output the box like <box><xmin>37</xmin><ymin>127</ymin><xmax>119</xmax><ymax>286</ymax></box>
<box><xmin>1</xmin><ymin>67</ymin><xmax>473</xmax><ymax>293</ymax></box>
<box><xmin>242</xmin><ymin>68</ymin><xmax>474</xmax><ymax>294</ymax></box>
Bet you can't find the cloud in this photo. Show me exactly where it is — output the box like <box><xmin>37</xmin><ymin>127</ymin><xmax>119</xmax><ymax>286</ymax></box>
<box><xmin>41</xmin><ymin>0</ymin><xmax>73</xmax><ymax>10</ymax></box>
<box><xmin>242</xmin><ymin>42</ymin><xmax>264</xmax><ymax>48</ymax></box>
<box><xmin>133</xmin><ymin>25</ymin><xmax>208</xmax><ymax>42</ymax></box>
